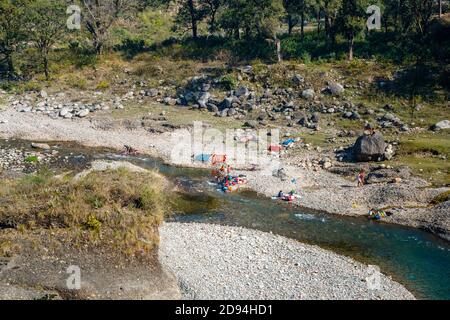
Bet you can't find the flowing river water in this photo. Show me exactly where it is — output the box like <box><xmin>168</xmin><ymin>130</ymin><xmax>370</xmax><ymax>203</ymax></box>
<box><xmin>1</xmin><ymin>139</ymin><xmax>450</xmax><ymax>299</ymax></box>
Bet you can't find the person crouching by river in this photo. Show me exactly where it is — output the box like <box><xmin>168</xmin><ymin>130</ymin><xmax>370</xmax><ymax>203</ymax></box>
<box><xmin>357</xmin><ymin>169</ymin><xmax>366</xmax><ymax>187</ymax></box>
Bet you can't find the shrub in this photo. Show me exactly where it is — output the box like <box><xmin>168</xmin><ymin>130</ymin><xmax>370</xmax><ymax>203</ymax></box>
<box><xmin>96</xmin><ymin>80</ymin><xmax>110</xmax><ymax>90</ymax></box>
<box><xmin>24</xmin><ymin>155</ymin><xmax>39</xmax><ymax>163</ymax></box>
<box><xmin>220</xmin><ymin>74</ymin><xmax>238</xmax><ymax>90</ymax></box>
<box><xmin>85</xmin><ymin>215</ymin><xmax>102</xmax><ymax>233</ymax></box>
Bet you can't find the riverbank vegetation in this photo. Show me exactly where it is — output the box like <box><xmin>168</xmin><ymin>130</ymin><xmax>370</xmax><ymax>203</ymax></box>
<box><xmin>0</xmin><ymin>168</ymin><xmax>168</xmax><ymax>258</ymax></box>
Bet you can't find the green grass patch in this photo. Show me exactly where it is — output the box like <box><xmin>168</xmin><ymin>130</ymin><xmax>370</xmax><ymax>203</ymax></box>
<box><xmin>396</xmin><ymin>132</ymin><xmax>450</xmax><ymax>157</ymax></box>
<box><xmin>24</xmin><ymin>155</ymin><xmax>39</xmax><ymax>163</ymax></box>
<box><xmin>387</xmin><ymin>155</ymin><xmax>449</xmax><ymax>186</ymax></box>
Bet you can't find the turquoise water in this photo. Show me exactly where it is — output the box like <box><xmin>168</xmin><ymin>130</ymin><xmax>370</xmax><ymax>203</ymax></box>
<box><xmin>120</xmin><ymin>155</ymin><xmax>450</xmax><ymax>300</ymax></box>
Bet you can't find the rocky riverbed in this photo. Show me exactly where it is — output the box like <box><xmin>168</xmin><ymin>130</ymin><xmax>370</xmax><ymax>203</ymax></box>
<box><xmin>159</xmin><ymin>222</ymin><xmax>415</xmax><ymax>300</ymax></box>
<box><xmin>0</xmin><ymin>107</ymin><xmax>448</xmax><ymax>241</ymax></box>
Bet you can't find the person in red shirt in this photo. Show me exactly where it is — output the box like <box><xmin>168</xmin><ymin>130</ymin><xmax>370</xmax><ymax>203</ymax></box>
<box><xmin>357</xmin><ymin>169</ymin><xmax>366</xmax><ymax>187</ymax></box>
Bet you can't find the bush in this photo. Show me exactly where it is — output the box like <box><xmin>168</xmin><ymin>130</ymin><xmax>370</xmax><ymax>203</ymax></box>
<box><xmin>220</xmin><ymin>74</ymin><xmax>238</xmax><ymax>90</ymax></box>
<box><xmin>96</xmin><ymin>80</ymin><xmax>110</xmax><ymax>90</ymax></box>
<box><xmin>24</xmin><ymin>155</ymin><xmax>39</xmax><ymax>163</ymax></box>
<box><xmin>85</xmin><ymin>215</ymin><xmax>102</xmax><ymax>233</ymax></box>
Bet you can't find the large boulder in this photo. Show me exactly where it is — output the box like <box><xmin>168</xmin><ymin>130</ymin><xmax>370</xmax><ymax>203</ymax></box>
<box><xmin>431</xmin><ymin>120</ymin><xmax>450</xmax><ymax>131</ymax></box>
<box><xmin>197</xmin><ymin>92</ymin><xmax>211</xmax><ymax>109</ymax></box>
<box><xmin>328</xmin><ymin>82</ymin><xmax>344</xmax><ymax>96</ymax></box>
<box><xmin>302</xmin><ymin>89</ymin><xmax>315</xmax><ymax>100</ymax></box>
<box><xmin>235</xmin><ymin>86</ymin><xmax>250</xmax><ymax>98</ymax></box>
<box><xmin>353</xmin><ymin>132</ymin><xmax>386</xmax><ymax>162</ymax></box>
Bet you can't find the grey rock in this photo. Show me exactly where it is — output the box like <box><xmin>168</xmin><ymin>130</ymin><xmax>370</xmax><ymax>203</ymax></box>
<box><xmin>292</xmin><ymin>74</ymin><xmax>304</xmax><ymax>84</ymax></box>
<box><xmin>59</xmin><ymin>108</ymin><xmax>70</xmax><ymax>117</ymax></box>
<box><xmin>302</xmin><ymin>89</ymin><xmax>315</xmax><ymax>100</ymax></box>
<box><xmin>197</xmin><ymin>92</ymin><xmax>211</xmax><ymax>108</ymax></box>
<box><xmin>39</xmin><ymin>90</ymin><xmax>48</xmax><ymax>98</ymax></box>
<box><xmin>227</xmin><ymin>108</ymin><xmax>237</xmax><ymax>117</ymax></box>
<box><xmin>78</xmin><ymin>109</ymin><xmax>90</xmax><ymax>118</ymax></box>
<box><xmin>350</xmin><ymin>112</ymin><xmax>361</xmax><ymax>120</ymax></box>
<box><xmin>244</xmin><ymin>120</ymin><xmax>258</xmax><ymax>129</ymax></box>
<box><xmin>19</xmin><ymin>106</ymin><xmax>32</xmax><ymax>113</ymax></box>
<box><xmin>222</xmin><ymin>97</ymin><xmax>234</xmax><ymax>109</ymax></box>
<box><xmin>311</xmin><ymin>112</ymin><xmax>320</xmax><ymax>123</ymax></box>
<box><xmin>145</xmin><ymin>89</ymin><xmax>159</xmax><ymax>97</ymax></box>
<box><xmin>31</xmin><ymin>143</ymin><xmax>51</xmax><ymax>150</ymax></box>
<box><xmin>353</xmin><ymin>132</ymin><xmax>387</xmax><ymax>162</ymax></box>
<box><xmin>207</xmin><ymin>104</ymin><xmax>219</xmax><ymax>113</ymax></box>
<box><xmin>235</xmin><ymin>86</ymin><xmax>250</xmax><ymax>98</ymax></box>
<box><xmin>432</xmin><ymin>120</ymin><xmax>450</xmax><ymax>131</ymax></box>
<box><xmin>329</xmin><ymin>82</ymin><xmax>345</xmax><ymax>96</ymax></box>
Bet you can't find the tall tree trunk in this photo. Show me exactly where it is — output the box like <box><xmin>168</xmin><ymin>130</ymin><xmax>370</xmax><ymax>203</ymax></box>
<box><xmin>275</xmin><ymin>38</ymin><xmax>282</xmax><ymax>62</ymax></box>
<box><xmin>188</xmin><ymin>0</ymin><xmax>198</xmax><ymax>39</ymax></box>
<box><xmin>439</xmin><ymin>0</ymin><xmax>442</xmax><ymax>18</ymax></box>
<box><xmin>287</xmin><ymin>15</ymin><xmax>293</xmax><ymax>35</ymax></box>
<box><xmin>234</xmin><ymin>28</ymin><xmax>240</xmax><ymax>40</ymax></box>
<box><xmin>209</xmin><ymin>11</ymin><xmax>217</xmax><ymax>34</ymax></box>
<box><xmin>331</xmin><ymin>29</ymin><xmax>337</xmax><ymax>58</ymax></box>
<box><xmin>317</xmin><ymin>10</ymin><xmax>321</xmax><ymax>35</ymax></box>
<box><xmin>301</xmin><ymin>10</ymin><xmax>305</xmax><ymax>39</ymax></box>
<box><xmin>94</xmin><ymin>39</ymin><xmax>103</xmax><ymax>55</ymax></box>
<box><xmin>43</xmin><ymin>54</ymin><xmax>49</xmax><ymax>80</ymax></box>
<box><xmin>348</xmin><ymin>36</ymin><xmax>354</xmax><ymax>61</ymax></box>
<box><xmin>6</xmin><ymin>54</ymin><xmax>15</xmax><ymax>78</ymax></box>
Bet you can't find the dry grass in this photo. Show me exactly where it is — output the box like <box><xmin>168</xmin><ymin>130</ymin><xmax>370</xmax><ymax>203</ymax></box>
<box><xmin>430</xmin><ymin>190</ymin><xmax>450</xmax><ymax>205</ymax></box>
<box><xmin>0</xmin><ymin>169</ymin><xmax>167</xmax><ymax>258</ymax></box>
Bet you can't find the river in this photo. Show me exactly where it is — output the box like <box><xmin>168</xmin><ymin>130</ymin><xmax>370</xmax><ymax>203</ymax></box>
<box><xmin>1</xmin><ymin>139</ymin><xmax>449</xmax><ymax>299</ymax></box>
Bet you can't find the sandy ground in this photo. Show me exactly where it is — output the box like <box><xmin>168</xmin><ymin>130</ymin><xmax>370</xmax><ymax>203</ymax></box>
<box><xmin>0</xmin><ymin>108</ymin><xmax>448</xmax><ymax>240</ymax></box>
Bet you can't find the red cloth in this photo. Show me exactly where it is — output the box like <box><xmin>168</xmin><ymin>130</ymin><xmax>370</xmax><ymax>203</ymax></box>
<box><xmin>212</xmin><ymin>154</ymin><xmax>227</xmax><ymax>165</ymax></box>
<box><xmin>268</xmin><ymin>145</ymin><xmax>282</xmax><ymax>152</ymax></box>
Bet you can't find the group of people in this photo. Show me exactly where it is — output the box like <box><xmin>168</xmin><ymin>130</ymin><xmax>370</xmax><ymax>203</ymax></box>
<box><xmin>121</xmin><ymin>145</ymin><xmax>139</xmax><ymax>156</ymax></box>
<box><xmin>277</xmin><ymin>190</ymin><xmax>298</xmax><ymax>202</ymax></box>
<box><xmin>368</xmin><ymin>208</ymin><xmax>393</xmax><ymax>220</ymax></box>
<box><xmin>214</xmin><ymin>164</ymin><xmax>248</xmax><ymax>193</ymax></box>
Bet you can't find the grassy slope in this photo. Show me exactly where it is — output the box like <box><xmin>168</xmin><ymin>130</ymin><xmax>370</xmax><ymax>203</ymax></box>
<box><xmin>2</xmin><ymin>12</ymin><xmax>448</xmax><ymax>185</ymax></box>
<box><xmin>0</xmin><ymin>169</ymin><xmax>167</xmax><ymax>259</ymax></box>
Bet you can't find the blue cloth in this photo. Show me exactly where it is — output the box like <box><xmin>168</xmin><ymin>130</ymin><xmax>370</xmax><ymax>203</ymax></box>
<box><xmin>282</xmin><ymin>139</ymin><xmax>295</xmax><ymax>146</ymax></box>
<box><xmin>194</xmin><ymin>154</ymin><xmax>211</xmax><ymax>162</ymax></box>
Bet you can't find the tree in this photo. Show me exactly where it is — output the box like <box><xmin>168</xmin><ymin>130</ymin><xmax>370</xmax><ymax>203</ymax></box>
<box><xmin>0</xmin><ymin>0</ymin><xmax>29</xmax><ymax>78</ymax></box>
<box><xmin>336</xmin><ymin>0</ymin><xmax>368</xmax><ymax>60</ymax></box>
<box><xmin>204</xmin><ymin>0</ymin><xmax>222</xmax><ymax>34</ymax></box>
<box><xmin>283</xmin><ymin>0</ymin><xmax>310</xmax><ymax>37</ymax></box>
<box><xmin>81</xmin><ymin>0</ymin><xmax>143</xmax><ymax>54</ymax></box>
<box><xmin>409</xmin><ymin>0</ymin><xmax>434</xmax><ymax>35</ymax></box>
<box><xmin>171</xmin><ymin>0</ymin><xmax>206</xmax><ymax>38</ymax></box>
<box><xmin>219</xmin><ymin>0</ymin><xmax>284</xmax><ymax>39</ymax></box>
<box><xmin>283</xmin><ymin>0</ymin><xmax>299</xmax><ymax>35</ymax></box>
<box><xmin>323</xmin><ymin>0</ymin><xmax>342</xmax><ymax>45</ymax></box>
<box><xmin>27</xmin><ymin>0</ymin><xmax>66</xmax><ymax>80</ymax></box>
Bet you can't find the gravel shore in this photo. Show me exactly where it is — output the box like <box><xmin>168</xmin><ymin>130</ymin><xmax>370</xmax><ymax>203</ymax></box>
<box><xmin>159</xmin><ymin>222</ymin><xmax>415</xmax><ymax>300</ymax></box>
<box><xmin>0</xmin><ymin>108</ymin><xmax>448</xmax><ymax>240</ymax></box>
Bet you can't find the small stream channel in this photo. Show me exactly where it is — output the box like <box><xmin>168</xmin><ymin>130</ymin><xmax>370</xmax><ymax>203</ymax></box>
<box><xmin>1</xmin><ymin>139</ymin><xmax>450</xmax><ymax>299</ymax></box>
